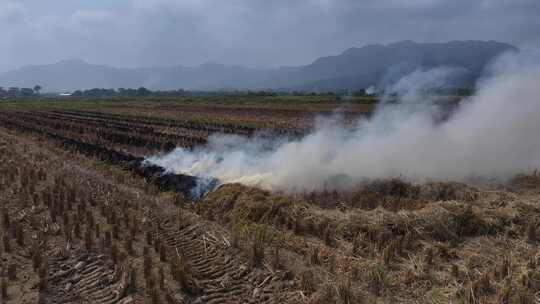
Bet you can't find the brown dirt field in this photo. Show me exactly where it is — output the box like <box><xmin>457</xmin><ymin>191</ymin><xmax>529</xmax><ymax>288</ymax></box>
<box><xmin>0</xmin><ymin>128</ymin><xmax>298</xmax><ymax>303</ymax></box>
<box><xmin>0</xmin><ymin>103</ymin><xmax>539</xmax><ymax>303</ymax></box>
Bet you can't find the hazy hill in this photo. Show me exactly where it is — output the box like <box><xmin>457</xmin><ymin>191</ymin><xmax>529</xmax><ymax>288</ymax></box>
<box><xmin>274</xmin><ymin>40</ymin><xmax>517</xmax><ymax>91</ymax></box>
<box><xmin>0</xmin><ymin>41</ymin><xmax>517</xmax><ymax>92</ymax></box>
<box><xmin>0</xmin><ymin>59</ymin><xmax>269</xmax><ymax>92</ymax></box>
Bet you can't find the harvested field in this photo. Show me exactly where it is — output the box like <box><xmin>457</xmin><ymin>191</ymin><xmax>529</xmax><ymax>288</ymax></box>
<box><xmin>1</xmin><ymin>98</ymin><xmax>540</xmax><ymax>304</ymax></box>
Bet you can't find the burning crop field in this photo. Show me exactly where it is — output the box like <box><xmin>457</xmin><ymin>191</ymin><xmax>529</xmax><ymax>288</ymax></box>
<box><xmin>1</xmin><ymin>52</ymin><xmax>540</xmax><ymax>304</ymax></box>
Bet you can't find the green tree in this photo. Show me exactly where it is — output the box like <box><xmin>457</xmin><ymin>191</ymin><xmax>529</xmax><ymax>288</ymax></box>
<box><xmin>33</xmin><ymin>85</ymin><xmax>42</xmax><ymax>94</ymax></box>
<box><xmin>136</xmin><ymin>87</ymin><xmax>150</xmax><ymax>96</ymax></box>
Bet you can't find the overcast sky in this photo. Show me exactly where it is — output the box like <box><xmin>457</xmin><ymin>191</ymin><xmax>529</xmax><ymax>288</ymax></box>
<box><xmin>1</xmin><ymin>0</ymin><xmax>539</xmax><ymax>72</ymax></box>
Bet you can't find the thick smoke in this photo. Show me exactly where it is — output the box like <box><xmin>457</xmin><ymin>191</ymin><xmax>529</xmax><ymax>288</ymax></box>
<box><xmin>145</xmin><ymin>51</ymin><xmax>540</xmax><ymax>192</ymax></box>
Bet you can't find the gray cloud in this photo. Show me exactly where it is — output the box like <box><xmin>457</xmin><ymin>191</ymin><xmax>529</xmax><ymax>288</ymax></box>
<box><xmin>0</xmin><ymin>0</ymin><xmax>539</xmax><ymax>72</ymax></box>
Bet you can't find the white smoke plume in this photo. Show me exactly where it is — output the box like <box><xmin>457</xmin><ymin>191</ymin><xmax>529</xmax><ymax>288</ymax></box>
<box><xmin>145</xmin><ymin>51</ymin><xmax>540</xmax><ymax>192</ymax></box>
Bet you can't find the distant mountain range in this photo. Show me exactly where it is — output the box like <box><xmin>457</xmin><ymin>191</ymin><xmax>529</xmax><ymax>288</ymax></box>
<box><xmin>0</xmin><ymin>40</ymin><xmax>517</xmax><ymax>92</ymax></box>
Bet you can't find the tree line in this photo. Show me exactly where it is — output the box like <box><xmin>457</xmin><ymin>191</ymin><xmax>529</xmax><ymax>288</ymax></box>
<box><xmin>0</xmin><ymin>85</ymin><xmax>41</xmax><ymax>97</ymax></box>
<box><xmin>69</xmin><ymin>88</ymin><xmax>349</xmax><ymax>98</ymax></box>
<box><xmin>1</xmin><ymin>85</ymin><xmax>472</xmax><ymax>99</ymax></box>
<box><xmin>71</xmin><ymin>87</ymin><xmax>190</xmax><ymax>97</ymax></box>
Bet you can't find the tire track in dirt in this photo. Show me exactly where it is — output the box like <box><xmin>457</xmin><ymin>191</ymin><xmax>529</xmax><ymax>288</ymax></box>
<box><xmin>146</xmin><ymin>208</ymin><xmax>289</xmax><ymax>304</ymax></box>
<box><xmin>41</xmin><ymin>251</ymin><xmax>131</xmax><ymax>304</ymax></box>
